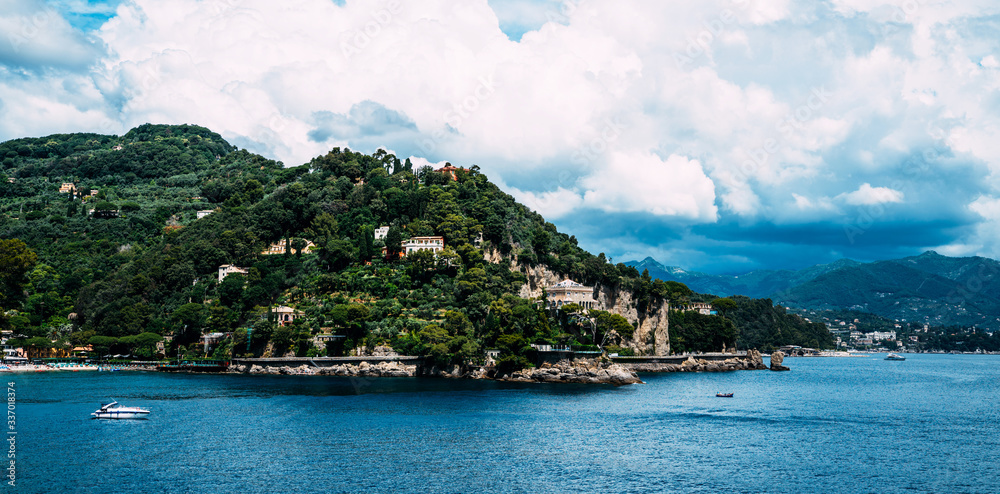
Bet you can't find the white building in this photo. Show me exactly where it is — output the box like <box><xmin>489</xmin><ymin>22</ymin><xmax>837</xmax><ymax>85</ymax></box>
<box><xmin>218</xmin><ymin>264</ymin><xmax>248</xmax><ymax>282</ymax></box>
<box><xmin>403</xmin><ymin>236</ymin><xmax>444</xmax><ymax>255</ymax></box>
<box><xmin>546</xmin><ymin>279</ymin><xmax>599</xmax><ymax>310</ymax></box>
<box><xmin>686</xmin><ymin>302</ymin><xmax>717</xmax><ymax>315</ymax></box>
<box><xmin>272</xmin><ymin>306</ymin><xmax>304</xmax><ymax>327</ymax></box>
<box><xmin>197</xmin><ymin>209</ymin><xmax>215</xmax><ymax>219</ymax></box>
<box><xmin>261</xmin><ymin>239</ymin><xmax>316</xmax><ymax>255</ymax></box>
<box><xmin>870</xmin><ymin>331</ymin><xmax>897</xmax><ymax>341</ymax></box>
<box><xmin>374</xmin><ymin>226</ymin><xmax>390</xmax><ymax>240</ymax></box>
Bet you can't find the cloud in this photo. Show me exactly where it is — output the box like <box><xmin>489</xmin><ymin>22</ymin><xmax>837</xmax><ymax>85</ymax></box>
<box><xmin>581</xmin><ymin>151</ymin><xmax>717</xmax><ymax>221</ymax></box>
<box><xmin>308</xmin><ymin>101</ymin><xmax>417</xmax><ymax>143</ymax></box>
<box><xmin>0</xmin><ymin>0</ymin><xmax>103</xmax><ymax>71</ymax></box>
<box><xmin>486</xmin><ymin>0</ymin><xmax>564</xmax><ymax>41</ymax></box>
<box><xmin>508</xmin><ymin>186</ymin><xmax>584</xmax><ymax>220</ymax></box>
<box><xmin>839</xmin><ymin>183</ymin><xmax>905</xmax><ymax>206</ymax></box>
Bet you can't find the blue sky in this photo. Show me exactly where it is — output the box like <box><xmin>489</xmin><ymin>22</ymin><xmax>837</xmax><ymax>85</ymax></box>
<box><xmin>2</xmin><ymin>0</ymin><xmax>1000</xmax><ymax>274</ymax></box>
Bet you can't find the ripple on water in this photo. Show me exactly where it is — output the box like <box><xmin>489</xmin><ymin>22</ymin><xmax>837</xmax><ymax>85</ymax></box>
<box><xmin>12</xmin><ymin>355</ymin><xmax>1000</xmax><ymax>494</ymax></box>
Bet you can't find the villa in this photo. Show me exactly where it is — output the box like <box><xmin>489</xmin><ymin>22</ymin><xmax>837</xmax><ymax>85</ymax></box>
<box><xmin>218</xmin><ymin>264</ymin><xmax>249</xmax><ymax>282</ymax></box>
<box><xmin>402</xmin><ymin>236</ymin><xmax>445</xmax><ymax>255</ymax></box>
<box><xmin>546</xmin><ymin>279</ymin><xmax>599</xmax><ymax>310</ymax></box>
<box><xmin>272</xmin><ymin>306</ymin><xmax>304</xmax><ymax>327</ymax></box>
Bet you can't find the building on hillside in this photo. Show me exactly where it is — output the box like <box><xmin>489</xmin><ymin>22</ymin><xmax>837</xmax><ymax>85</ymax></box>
<box><xmin>545</xmin><ymin>279</ymin><xmax>599</xmax><ymax>310</ymax></box>
<box><xmin>196</xmin><ymin>209</ymin><xmax>215</xmax><ymax>219</ymax></box>
<box><xmin>685</xmin><ymin>302</ymin><xmax>717</xmax><ymax>315</ymax></box>
<box><xmin>26</xmin><ymin>343</ymin><xmax>70</xmax><ymax>359</ymax></box>
<box><xmin>112</xmin><ymin>144</ymin><xmax>123</xmax><ymax>151</ymax></box>
<box><xmin>218</xmin><ymin>264</ymin><xmax>248</xmax><ymax>282</ymax></box>
<box><xmin>374</xmin><ymin>226</ymin><xmax>390</xmax><ymax>240</ymax></box>
<box><xmin>59</xmin><ymin>183</ymin><xmax>76</xmax><ymax>193</ymax></box>
<box><xmin>380</xmin><ymin>246</ymin><xmax>405</xmax><ymax>260</ymax></box>
<box><xmin>870</xmin><ymin>331</ymin><xmax>897</xmax><ymax>341</ymax></box>
<box><xmin>7</xmin><ymin>178</ymin><xmax>15</xmax><ymax>183</ymax></box>
<box><xmin>272</xmin><ymin>306</ymin><xmax>304</xmax><ymax>327</ymax></box>
<box><xmin>261</xmin><ymin>239</ymin><xmax>316</xmax><ymax>256</ymax></box>
<box><xmin>202</xmin><ymin>332</ymin><xmax>227</xmax><ymax>355</ymax></box>
<box><xmin>435</xmin><ymin>165</ymin><xmax>465</xmax><ymax>181</ymax></box>
<box><xmin>403</xmin><ymin>236</ymin><xmax>445</xmax><ymax>255</ymax></box>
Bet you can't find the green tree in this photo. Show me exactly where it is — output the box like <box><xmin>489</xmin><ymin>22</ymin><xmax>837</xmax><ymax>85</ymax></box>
<box><xmin>88</xmin><ymin>335</ymin><xmax>118</xmax><ymax>357</ymax></box>
<box><xmin>0</xmin><ymin>239</ymin><xmax>37</xmax><ymax>308</ymax></box>
<box><xmin>385</xmin><ymin>226</ymin><xmax>403</xmax><ymax>259</ymax></box>
<box><xmin>92</xmin><ymin>201</ymin><xmax>118</xmax><ymax>218</ymax></box>
<box><xmin>218</xmin><ymin>274</ymin><xmax>245</xmax><ymax>308</ymax></box>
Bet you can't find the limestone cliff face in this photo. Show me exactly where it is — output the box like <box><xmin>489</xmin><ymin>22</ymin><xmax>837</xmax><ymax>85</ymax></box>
<box><xmin>594</xmin><ymin>284</ymin><xmax>670</xmax><ymax>356</ymax></box>
<box><xmin>501</xmin><ymin>254</ymin><xmax>670</xmax><ymax>356</ymax></box>
<box><xmin>517</xmin><ymin>263</ymin><xmax>564</xmax><ymax>299</ymax></box>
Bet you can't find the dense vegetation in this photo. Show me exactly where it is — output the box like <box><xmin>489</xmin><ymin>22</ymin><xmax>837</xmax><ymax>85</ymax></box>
<box><xmin>1</xmin><ymin>124</ymin><xmax>838</xmax><ymax>365</ymax></box>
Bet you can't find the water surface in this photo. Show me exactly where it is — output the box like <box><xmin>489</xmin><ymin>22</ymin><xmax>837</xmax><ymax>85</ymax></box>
<box><xmin>15</xmin><ymin>354</ymin><xmax>1000</xmax><ymax>493</ymax></box>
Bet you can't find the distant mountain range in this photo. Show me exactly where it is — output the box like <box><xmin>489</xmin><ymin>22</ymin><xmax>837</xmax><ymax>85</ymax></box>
<box><xmin>625</xmin><ymin>251</ymin><xmax>1000</xmax><ymax>330</ymax></box>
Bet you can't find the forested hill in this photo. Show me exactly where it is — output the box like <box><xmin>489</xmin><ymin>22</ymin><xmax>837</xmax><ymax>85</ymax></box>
<box><xmin>630</xmin><ymin>250</ymin><xmax>1000</xmax><ymax>331</ymax></box>
<box><xmin>0</xmin><ymin>124</ymin><xmax>830</xmax><ymax>364</ymax></box>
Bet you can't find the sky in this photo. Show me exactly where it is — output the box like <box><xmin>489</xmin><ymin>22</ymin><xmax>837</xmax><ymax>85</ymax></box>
<box><xmin>2</xmin><ymin>0</ymin><xmax>1000</xmax><ymax>274</ymax></box>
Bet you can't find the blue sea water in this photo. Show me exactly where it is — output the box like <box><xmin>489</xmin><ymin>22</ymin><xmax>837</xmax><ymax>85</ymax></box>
<box><xmin>12</xmin><ymin>354</ymin><xmax>1000</xmax><ymax>493</ymax></box>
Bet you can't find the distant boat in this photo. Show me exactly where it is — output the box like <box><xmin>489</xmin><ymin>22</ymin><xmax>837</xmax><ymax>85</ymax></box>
<box><xmin>91</xmin><ymin>401</ymin><xmax>150</xmax><ymax>419</ymax></box>
<box><xmin>885</xmin><ymin>353</ymin><xmax>906</xmax><ymax>361</ymax></box>
<box><xmin>716</xmin><ymin>393</ymin><xmax>734</xmax><ymax>398</ymax></box>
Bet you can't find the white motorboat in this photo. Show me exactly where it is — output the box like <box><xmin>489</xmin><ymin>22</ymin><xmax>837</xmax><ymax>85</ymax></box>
<box><xmin>884</xmin><ymin>353</ymin><xmax>906</xmax><ymax>361</ymax></box>
<box><xmin>91</xmin><ymin>401</ymin><xmax>151</xmax><ymax>419</ymax></box>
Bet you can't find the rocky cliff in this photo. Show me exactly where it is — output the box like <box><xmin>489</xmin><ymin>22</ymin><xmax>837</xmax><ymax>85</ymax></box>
<box><xmin>506</xmin><ymin>256</ymin><xmax>670</xmax><ymax>356</ymax></box>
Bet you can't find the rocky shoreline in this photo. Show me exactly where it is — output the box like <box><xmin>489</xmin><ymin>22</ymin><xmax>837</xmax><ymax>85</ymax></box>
<box><xmin>499</xmin><ymin>358</ymin><xmax>643</xmax><ymax>385</ymax></box>
<box><xmin>227</xmin><ymin>357</ymin><xmax>641</xmax><ymax>384</ymax></box>
<box><xmin>620</xmin><ymin>349</ymin><xmax>777</xmax><ymax>373</ymax></box>
<box><xmin>226</xmin><ymin>350</ymin><xmax>788</xmax><ymax>384</ymax></box>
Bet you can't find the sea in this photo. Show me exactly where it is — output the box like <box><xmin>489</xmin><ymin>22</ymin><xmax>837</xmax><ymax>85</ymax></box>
<box><xmin>12</xmin><ymin>354</ymin><xmax>1000</xmax><ymax>493</ymax></box>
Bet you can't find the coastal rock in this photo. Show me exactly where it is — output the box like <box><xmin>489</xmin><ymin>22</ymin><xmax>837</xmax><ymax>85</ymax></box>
<box><xmin>506</xmin><ymin>358</ymin><xmax>641</xmax><ymax>385</ymax></box>
<box><xmin>229</xmin><ymin>360</ymin><xmax>418</xmax><ymax>378</ymax></box>
<box><xmin>770</xmin><ymin>351</ymin><xmax>790</xmax><ymax>371</ymax></box>
<box><xmin>616</xmin><ymin>349</ymin><xmax>775</xmax><ymax>373</ymax></box>
<box><xmin>745</xmin><ymin>349</ymin><xmax>766</xmax><ymax>370</ymax></box>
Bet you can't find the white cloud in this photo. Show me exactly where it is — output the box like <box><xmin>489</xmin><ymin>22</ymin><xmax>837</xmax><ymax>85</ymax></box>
<box><xmin>0</xmin><ymin>0</ymin><xmax>101</xmax><ymax>70</ymax></box>
<box><xmin>840</xmin><ymin>183</ymin><xmax>905</xmax><ymax>206</ymax></box>
<box><xmin>580</xmin><ymin>151</ymin><xmax>718</xmax><ymax>221</ymax></box>
<box><xmin>508</xmin><ymin>186</ymin><xmax>584</xmax><ymax>220</ymax></box>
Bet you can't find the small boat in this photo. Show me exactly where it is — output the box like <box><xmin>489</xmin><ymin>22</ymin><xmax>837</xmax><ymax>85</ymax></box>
<box><xmin>91</xmin><ymin>400</ymin><xmax>150</xmax><ymax>419</ymax></box>
<box><xmin>885</xmin><ymin>353</ymin><xmax>906</xmax><ymax>361</ymax></box>
<box><xmin>716</xmin><ymin>393</ymin><xmax>734</xmax><ymax>398</ymax></box>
